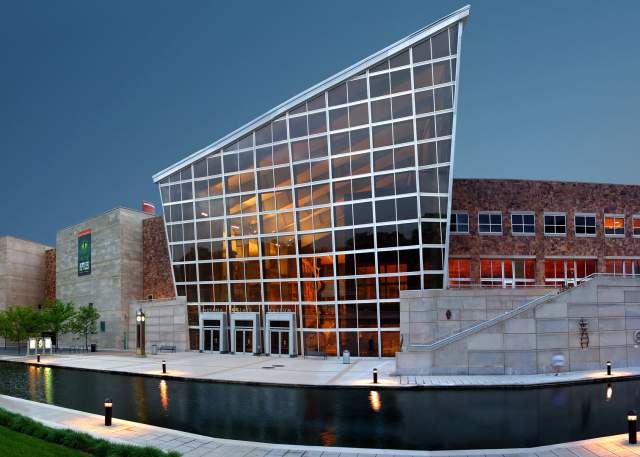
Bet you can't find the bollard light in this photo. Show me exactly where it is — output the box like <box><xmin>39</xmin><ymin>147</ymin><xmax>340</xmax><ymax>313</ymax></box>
<box><xmin>607</xmin><ymin>360</ymin><xmax>612</xmax><ymax>376</ymax></box>
<box><xmin>104</xmin><ymin>398</ymin><xmax>113</xmax><ymax>426</ymax></box>
<box><xmin>36</xmin><ymin>355</ymin><xmax>40</xmax><ymax>363</ymax></box>
<box><xmin>629</xmin><ymin>411</ymin><xmax>637</xmax><ymax>444</ymax></box>
<box><xmin>162</xmin><ymin>360</ymin><xmax>167</xmax><ymax>374</ymax></box>
<box><xmin>373</xmin><ymin>368</ymin><xmax>378</xmax><ymax>384</ymax></box>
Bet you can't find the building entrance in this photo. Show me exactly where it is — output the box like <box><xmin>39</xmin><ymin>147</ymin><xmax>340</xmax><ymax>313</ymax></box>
<box><xmin>199</xmin><ymin>312</ymin><xmax>228</xmax><ymax>353</ymax></box>
<box><xmin>234</xmin><ymin>320</ymin><xmax>254</xmax><ymax>354</ymax></box>
<box><xmin>269</xmin><ymin>320</ymin><xmax>290</xmax><ymax>356</ymax></box>
<box><xmin>203</xmin><ymin>325</ymin><xmax>221</xmax><ymax>352</ymax></box>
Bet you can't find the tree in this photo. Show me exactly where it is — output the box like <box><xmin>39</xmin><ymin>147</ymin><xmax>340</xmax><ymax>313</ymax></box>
<box><xmin>0</xmin><ymin>311</ymin><xmax>9</xmax><ymax>349</ymax></box>
<box><xmin>70</xmin><ymin>305</ymin><xmax>100</xmax><ymax>352</ymax></box>
<box><xmin>1</xmin><ymin>306</ymin><xmax>45</xmax><ymax>353</ymax></box>
<box><xmin>42</xmin><ymin>299</ymin><xmax>75</xmax><ymax>351</ymax></box>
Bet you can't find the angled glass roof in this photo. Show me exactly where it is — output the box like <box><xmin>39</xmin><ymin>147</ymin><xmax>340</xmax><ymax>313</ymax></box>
<box><xmin>153</xmin><ymin>5</ymin><xmax>470</xmax><ymax>183</ymax></box>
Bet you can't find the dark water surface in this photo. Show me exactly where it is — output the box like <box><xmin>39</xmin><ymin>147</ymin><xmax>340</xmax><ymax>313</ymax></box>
<box><xmin>0</xmin><ymin>361</ymin><xmax>637</xmax><ymax>450</ymax></box>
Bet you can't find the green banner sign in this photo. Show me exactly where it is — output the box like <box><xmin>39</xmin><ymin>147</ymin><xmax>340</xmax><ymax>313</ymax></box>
<box><xmin>78</xmin><ymin>229</ymin><xmax>91</xmax><ymax>276</ymax></box>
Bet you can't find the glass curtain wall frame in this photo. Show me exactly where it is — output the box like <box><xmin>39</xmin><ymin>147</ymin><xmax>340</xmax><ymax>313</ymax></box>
<box><xmin>156</xmin><ymin>20</ymin><xmax>465</xmax><ymax>357</ymax></box>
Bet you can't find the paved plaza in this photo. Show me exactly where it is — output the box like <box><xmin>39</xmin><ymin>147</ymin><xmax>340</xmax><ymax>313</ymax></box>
<box><xmin>1</xmin><ymin>394</ymin><xmax>640</xmax><ymax>457</ymax></box>
<box><xmin>1</xmin><ymin>351</ymin><xmax>639</xmax><ymax>387</ymax></box>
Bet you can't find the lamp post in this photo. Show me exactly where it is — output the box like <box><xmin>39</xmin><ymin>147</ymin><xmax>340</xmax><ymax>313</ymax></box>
<box><xmin>162</xmin><ymin>360</ymin><xmax>167</xmax><ymax>374</ymax></box>
<box><xmin>606</xmin><ymin>360</ymin><xmax>612</xmax><ymax>376</ymax></box>
<box><xmin>629</xmin><ymin>411</ymin><xmax>637</xmax><ymax>444</ymax></box>
<box><xmin>136</xmin><ymin>309</ymin><xmax>146</xmax><ymax>357</ymax></box>
<box><xmin>36</xmin><ymin>354</ymin><xmax>40</xmax><ymax>363</ymax></box>
<box><xmin>104</xmin><ymin>398</ymin><xmax>113</xmax><ymax>426</ymax></box>
<box><xmin>373</xmin><ymin>368</ymin><xmax>378</xmax><ymax>384</ymax></box>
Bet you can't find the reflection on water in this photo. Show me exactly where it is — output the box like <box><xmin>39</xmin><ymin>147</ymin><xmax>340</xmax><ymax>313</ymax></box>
<box><xmin>159</xmin><ymin>380</ymin><xmax>169</xmax><ymax>412</ymax></box>
<box><xmin>0</xmin><ymin>361</ymin><xmax>638</xmax><ymax>450</ymax></box>
<box><xmin>133</xmin><ymin>377</ymin><xmax>147</xmax><ymax>423</ymax></box>
<box><xmin>43</xmin><ymin>367</ymin><xmax>53</xmax><ymax>404</ymax></box>
<box><xmin>319</xmin><ymin>425</ymin><xmax>336</xmax><ymax>446</ymax></box>
<box><xmin>369</xmin><ymin>390</ymin><xmax>381</xmax><ymax>412</ymax></box>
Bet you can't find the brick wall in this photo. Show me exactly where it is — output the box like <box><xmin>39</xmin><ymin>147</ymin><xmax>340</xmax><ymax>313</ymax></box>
<box><xmin>44</xmin><ymin>248</ymin><xmax>56</xmax><ymax>302</ymax></box>
<box><xmin>449</xmin><ymin>179</ymin><xmax>640</xmax><ymax>284</ymax></box>
<box><xmin>143</xmin><ymin>216</ymin><xmax>175</xmax><ymax>299</ymax></box>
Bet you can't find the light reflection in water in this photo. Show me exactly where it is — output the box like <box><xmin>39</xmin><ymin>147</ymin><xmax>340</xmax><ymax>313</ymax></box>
<box><xmin>606</xmin><ymin>383</ymin><xmax>613</xmax><ymax>401</ymax></box>
<box><xmin>320</xmin><ymin>425</ymin><xmax>336</xmax><ymax>446</ymax></box>
<box><xmin>159</xmin><ymin>380</ymin><xmax>169</xmax><ymax>412</ymax></box>
<box><xmin>43</xmin><ymin>367</ymin><xmax>53</xmax><ymax>404</ymax></box>
<box><xmin>28</xmin><ymin>366</ymin><xmax>38</xmax><ymax>400</ymax></box>
<box><xmin>369</xmin><ymin>390</ymin><xmax>381</xmax><ymax>412</ymax></box>
<box><xmin>133</xmin><ymin>377</ymin><xmax>147</xmax><ymax>422</ymax></box>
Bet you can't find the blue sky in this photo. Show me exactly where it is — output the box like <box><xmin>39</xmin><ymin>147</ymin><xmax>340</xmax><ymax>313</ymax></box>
<box><xmin>1</xmin><ymin>1</ymin><xmax>639</xmax><ymax>245</ymax></box>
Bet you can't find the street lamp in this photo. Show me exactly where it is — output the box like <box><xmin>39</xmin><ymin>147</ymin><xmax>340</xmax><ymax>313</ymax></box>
<box><xmin>372</xmin><ymin>368</ymin><xmax>378</xmax><ymax>384</ymax></box>
<box><xmin>606</xmin><ymin>360</ymin><xmax>612</xmax><ymax>376</ymax></box>
<box><xmin>162</xmin><ymin>360</ymin><xmax>167</xmax><ymax>374</ymax></box>
<box><xmin>136</xmin><ymin>309</ymin><xmax>146</xmax><ymax>357</ymax></box>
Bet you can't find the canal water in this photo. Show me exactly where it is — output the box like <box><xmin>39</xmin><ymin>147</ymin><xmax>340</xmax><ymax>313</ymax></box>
<box><xmin>0</xmin><ymin>361</ymin><xmax>636</xmax><ymax>450</ymax></box>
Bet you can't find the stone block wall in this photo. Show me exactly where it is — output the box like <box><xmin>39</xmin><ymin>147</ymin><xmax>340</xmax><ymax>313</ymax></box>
<box><xmin>142</xmin><ymin>217</ymin><xmax>175</xmax><ymax>300</ymax></box>
<box><xmin>128</xmin><ymin>297</ymin><xmax>188</xmax><ymax>352</ymax></box>
<box><xmin>56</xmin><ymin>208</ymin><xmax>153</xmax><ymax>350</ymax></box>
<box><xmin>0</xmin><ymin>236</ymin><xmax>51</xmax><ymax>310</ymax></box>
<box><xmin>397</xmin><ymin>276</ymin><xmax>640</xmax><ymax>375</ymax></box>
<box><xmin>400</xmin><ymin>287</ymin><xmax>550</xmax><ymax>348</ymax></box>
<box><xmin>449</xmin><ymin>179</ymin><xmax>640</xmax><ymax>284</ymax></box>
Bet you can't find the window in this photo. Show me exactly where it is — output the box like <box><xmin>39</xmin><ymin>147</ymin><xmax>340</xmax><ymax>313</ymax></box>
<box><xmin>448</xmin><ymin>258</ymin><xmax>471</xmax><ymax>287</ymax></box>
<box><xmin>450</xmin><ymin>211</ymin><xmax>468</xmax><ymax>234</ymax></box>
<box><xmin>511</xmin><ymin>212</ymin><xmax>534</xmax><ymax>235</ymax></box>
<box><xmin>544</xmin><ymin>213</ymin><xmax>566</xmax><ymax>235</ymax></box>
<box><xmin>605</xmin><ymin>258</ymin><xmax>640</xmax><ymax>276</ymax></box>
<box><xmin>604</xmin><ymin>214</ymin><xmax>625</xmax><ymax>236</ymax></box>
<box><xmin>575</xmin><ymin>213</ymin><xmax>596</xmax><ymax>236</ymax></box>
<box><xmin>634</xmin><ymin>216</ymin><xmax>640</xmax><ymax>237</ymax></box>
<box><xmin>480</xmin><ymin>258</ymin><xmax>535</xmax><ymax>288</ymax></box>
<box><xmin>478</xmin><ymin>212</ymin><xmax>501</xmax><ymax>234</ymax></box>
<box><xmin>544</xmin><ymin>258</ymin><xmax>597</xmax><ymax>287</ymax></box>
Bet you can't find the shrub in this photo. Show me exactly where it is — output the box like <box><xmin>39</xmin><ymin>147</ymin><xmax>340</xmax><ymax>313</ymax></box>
<box><xmin>0</xmin><ymin>406</ymin><xmax>181</xmax><ymax>457</ymax></box>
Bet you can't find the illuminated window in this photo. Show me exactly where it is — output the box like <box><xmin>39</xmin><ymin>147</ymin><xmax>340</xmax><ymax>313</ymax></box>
<box><xmin>511</xmin><ymin>212</ymin><xmax>535</xmax><ymax>235</ymax></box>
<box><xmin>575</xmin><ymin>213</ymin><xmax>596</xmax><ymax>236</ymax></box>
<box><xmin>480</xmin><ymin>258</ymin><xmax>535</xmax><ymax>288</ymax></box>
<box><xmin>450</xmin><ymin>211</ymin><xmax>468</xmax><ymax>233</ymax></box>
<box><xmin>604</xmin><ymin>214</ymin><xmax>625</xmax><ymax>236</ymax></box>
<box><xmin>544</xmin><ymin>213</ymin><xmax>566</xmax><ymax>235</ymax></box>
<box><xmin>634</xmin><ymin>216</ymin><xmax>640</xmax><ymax>237</ymax></box>
<box><xmin>448</xmin><ymin>258</ymin><xmax>471</xmax><ymax>287</ymax></box>
<box><xmin>605</xmin><ymin>259</ymin><xmax>640</xmax><ymax>276</ymax></box>
<box><xmin>478</xmin><ymin>212</ymin><xmax>501</xmax><ymax>234</ymax></box>
<box><xmin>544</xmin><ymin>258</ymin><xmax>597</xmax><ymax>287</ymax></box>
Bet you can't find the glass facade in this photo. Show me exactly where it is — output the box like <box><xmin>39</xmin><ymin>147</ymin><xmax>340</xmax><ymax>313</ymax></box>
<box><xmin>156</xmin><ymin>21</ymin><xmax>463</xmax><ymax>356</ymax></box>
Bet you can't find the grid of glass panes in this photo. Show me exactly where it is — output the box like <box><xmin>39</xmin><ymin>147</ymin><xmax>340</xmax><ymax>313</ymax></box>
<box><xmin>157</xmin><ymin>22</ymin><xmax>462</xmax><ymax>357</ymax></box>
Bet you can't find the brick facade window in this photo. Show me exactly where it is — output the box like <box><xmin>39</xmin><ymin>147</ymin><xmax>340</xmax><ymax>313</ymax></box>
<box><xmin>450</xmin><ymin>211</ymin><xmax>469</xmax><ymax>234</ymax></box>
<box><xmin>511</xmin><ymin>212</ymin><xmax>535</xmax><ymax>235</ymax></box>
<box><xmin>480</xmin><ymin>258</ymin><xmax>535</xmax><ymax>288</ymax></box>
<box><xmin>604</xmin><ymin>214</ymin><xmax>625</xmax><ymax>236</ymax></box>
<box><xmin>448</xmin><ymin>258</ymin><xmax>471</xmax><ymax>287</ymax></box>
<box><xmin>575</xmin><ymin>213</ymin><xmax>596</xmax><ymax>236</ymax></box>
<box><xmin>544</xmin><ymin>258</ymin><xmax>597</xmax><ymax>287</ymax></box>
<box><xmin>544</xmin><ymin>212</ymin><xmax>566</xmax><ymax>236</ymax></box>
<box><xmin>478</xmin><ymin>211</ymin><xmax>501</xmax><ymax>234</ymax></box>
<box><xmin>605</xmin><ymin>259</ymin><xmax>640</xmax><ymax>276</ymax></box>
<box><xmin>632</xmin><ymin>215</ymin><xmax>640</xmax><ymax>237</ymax></box>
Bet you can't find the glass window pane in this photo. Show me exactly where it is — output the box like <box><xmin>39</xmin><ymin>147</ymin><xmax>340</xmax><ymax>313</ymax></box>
<box><xmin>369</xmin><ymin>73</ymin><xmax>390</xmax><ymax>98</ymax></box>
<box><xmin>349</xmin><ymin>103</ymin><xmax>369</xmax><ymax>127</ymax></box>
<box><xmin>328</xmin><ymin>83</ymin><xmax>347</xmax><ymax>106</ymax></box>
<box><xmin>371</xmin><ymin>99</ymin><xmax>391</xmax><ymax>123</ymax></box>
<box><xmin>413</xmin><ymin>64</ymin><xmax>432</xmax><ymax>89</ymax></box>
<box><xmin>390</xmin><ymin>69</ymin><xmax>411</xmax><ymax>93</ymax></box>
<box><xmin>347</xmin><ymin>78</ymin><xmax>367</xmax><ymax>102</ymax></box>
<box><xmin>413</xmin><ymin>40</ymin><xmax>431</xmax><ymax>63</ymax></box>
<box><xmin>329</xmin><ymin>108</ymin><xmax>349</xmax><ymax>131</ymax></box>
<box><xmin>431</xmin><ymin>29</ymin><xmax>450</xmax><ymax>59</ymax></box>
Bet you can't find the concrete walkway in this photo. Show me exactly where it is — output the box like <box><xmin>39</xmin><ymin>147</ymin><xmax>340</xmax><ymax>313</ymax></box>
<box><xmin>1</xmin><ymin>352</ymin><xmax>639</xmax><ymax>387</ymax></box>
<box><xmin>1</xmin><ymin>394</ymin><xmax>640</xmax><ymax>457</ymax></box>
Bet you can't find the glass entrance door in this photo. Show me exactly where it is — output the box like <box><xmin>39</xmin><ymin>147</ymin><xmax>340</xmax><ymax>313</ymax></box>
<box><xmin>234</xmin><ymin>320</ymin><xmax>254</xmax><ymax>354</ymax></box>
<box><xmin>269</xmin><ymin>320</ymin><xmax>290</xmax><ymax>356</ymax></box>
<box><xmin>270</xmin><ymin>331</ymin><xmax>290</xmax><ymax>356</ymax></box>
<box><xmin>202</xmin><ymin>319</ymin><xmax>221</xmax><ymax>353</ymax></box>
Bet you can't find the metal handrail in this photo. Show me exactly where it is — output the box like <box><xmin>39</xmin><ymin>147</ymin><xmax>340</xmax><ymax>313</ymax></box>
<box><xmin>448</xmin><ymin>272</ymin><xmax>637</xmax><ymax>290</ymax></box>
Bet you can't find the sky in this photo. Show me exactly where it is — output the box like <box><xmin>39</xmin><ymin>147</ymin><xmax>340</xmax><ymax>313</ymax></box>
<box><xmin>1</xmin><ymin>0</ymin><xmax>639</xmax><ymax>245</ymax></box>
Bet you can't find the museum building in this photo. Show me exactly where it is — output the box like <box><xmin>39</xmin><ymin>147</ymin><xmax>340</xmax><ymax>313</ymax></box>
<box><xmin>4</xmin><ymin>7</ymin><xmax>640</xmax><ymax>362</ymax></box>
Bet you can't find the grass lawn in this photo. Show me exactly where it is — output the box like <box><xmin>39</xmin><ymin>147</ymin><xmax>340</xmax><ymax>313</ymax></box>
<box><xmin>0</xmin><ymin>426</ymin><xmax>86</xmax><ymax>457</ymax></box>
